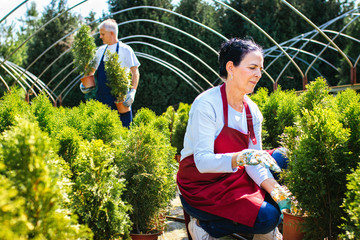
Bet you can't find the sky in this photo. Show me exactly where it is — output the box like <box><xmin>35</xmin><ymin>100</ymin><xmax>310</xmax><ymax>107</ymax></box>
<box><xmin>1</xmin><ymin>0</ymin><xmax>359</xmax><ymax>29</ymax></box>
<box><xmin>0</xmin><ymin>0</ymin><xmax>109</xmax><ymax>26</ymax></box>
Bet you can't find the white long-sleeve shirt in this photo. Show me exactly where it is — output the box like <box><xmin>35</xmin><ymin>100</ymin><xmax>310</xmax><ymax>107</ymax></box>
<box><xmin>180</xmin><ymin>85</ymin><xmax>274</xmax><ymax>187</ymax></box>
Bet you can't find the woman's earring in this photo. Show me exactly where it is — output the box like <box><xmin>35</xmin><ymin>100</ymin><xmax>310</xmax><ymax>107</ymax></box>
<box><xmin>229</xmin><ymin>73</ymin><xmax>233</xmax><ymax>81</ymax></box>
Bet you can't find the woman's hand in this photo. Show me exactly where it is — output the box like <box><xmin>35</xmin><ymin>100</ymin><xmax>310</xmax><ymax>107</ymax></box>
<box><xmin>235</xmin><ymin>149</ymin><xmax>281</xmax><ymax>172</ymax></box>
<box><xmin>270</xmin><ymin>184</ymin><xmax>291</xmax><ymax>213</ymax></box>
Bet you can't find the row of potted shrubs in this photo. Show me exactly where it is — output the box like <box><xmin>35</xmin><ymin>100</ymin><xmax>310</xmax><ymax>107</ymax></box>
<box><xmin>250</xmin><ymin>77</ymin><xmax>360</xmax><ymax>240</ymax></box>
<box><xmin>1</xmin><ymin>76</ymin><xmax>360</xmax><ymax>239</ymax></box>
<box><xmin>0</xmin><ymin>88</ymin><xmax>190</xmax><ymax>239</ymax></box>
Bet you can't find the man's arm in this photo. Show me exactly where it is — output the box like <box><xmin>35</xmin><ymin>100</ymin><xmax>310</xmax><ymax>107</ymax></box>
<box><xmin>130</xmin><ymin>66</ymin><xmax>140</xmax><ymax>90</ymax></box>
<box><xmin>123</xmin><ymin>66</ymin><xmax>140</xmax><ymax>107</ymax></box>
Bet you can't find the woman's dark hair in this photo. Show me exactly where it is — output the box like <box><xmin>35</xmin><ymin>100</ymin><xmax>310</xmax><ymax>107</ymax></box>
<box><xmin>218</xmin><ymin>37</ymin><xmax>263</xmax><ymax>78</ymax></box>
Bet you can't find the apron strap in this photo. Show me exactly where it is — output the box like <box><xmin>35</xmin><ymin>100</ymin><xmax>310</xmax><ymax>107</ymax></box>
<box><xmin>100</xmin><ymin>41</ymin><xmax>119</xmax><ymax>63</ymax></box>
<box><xmin>220</xmin><ymin>83</ymin><xmax>257</xmax><ymax>145</ymax></box>
<box><xmin>243</xmin><ymin>100</ymin><xmax>257</xmax><ymax>145</ymax></box>
<box><xmin>220</xmin><ymin>83</ymin><xmax>228</xmax><ymax>127</ymax></box>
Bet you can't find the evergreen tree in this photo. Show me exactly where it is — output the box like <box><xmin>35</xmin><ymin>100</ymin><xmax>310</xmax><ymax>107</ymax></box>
<box><xmin>220</xmin><ymin>0</ymin><xmax>353</xmax><ymax>91</ymax></box>
<box><xmin>0</xmin><ymin>2</ymin><xmax>40</xmax><ymax>95</ymax></box>
<box><xmin>25</xmin><ymin>0</ymin><xmax>81</xmax><ymax>107</ymax></box>
<box><xmin>108</xmin><ymin>0</ymin><xmax>224</xmax><ymax>114</ymax></box>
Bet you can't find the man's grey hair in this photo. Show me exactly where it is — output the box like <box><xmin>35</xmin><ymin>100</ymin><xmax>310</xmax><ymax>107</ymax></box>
<box><xmin>99</xmin><ymin>19</ymin><xmax>118</xmax><ymax>38</ymax></box>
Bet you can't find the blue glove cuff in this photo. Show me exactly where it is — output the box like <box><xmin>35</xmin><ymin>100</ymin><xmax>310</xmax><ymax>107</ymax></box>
<box><xmin>278</xmin><ymin>198</ymin><xmax>291</xmax><ymax>211</ymax></box>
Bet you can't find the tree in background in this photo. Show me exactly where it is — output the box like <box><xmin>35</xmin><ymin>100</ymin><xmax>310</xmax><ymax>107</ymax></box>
<box><xmin>220</xmin><ymin>0</ymin><xmax>354</xmax><ymax>91</ymax></box>
<box><xmin>25</xmin><ymin>0</ymin><xmax>81</xmax><ymax>106</ymax></box>
<box><xmin>0</xmin><ymin>2</ymin><xmax>39</xmax><ymax>96</ymax></box>
<box><xmin>0</xmin><ymin>0</ymin><xmax>358</xmax><ymax>112</ymax></box>
<box><xmin>108</xmin><ymin>0</ymin><xmax>224</xmax><ymax>114</ymax></box>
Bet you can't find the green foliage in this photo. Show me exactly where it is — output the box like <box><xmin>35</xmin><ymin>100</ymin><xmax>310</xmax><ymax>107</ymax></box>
<box><xmin>70</xmin><ymin>139</ymin><xmax>132</xmax><ymax>240</ymax></box>
<box><xmin>115</xmin><ymin>124</ymin><xmax>177</xmax><ymax>234</ymax></box>
<box><xmin>298</xmin><ymin>77</ymin><xmax>332</xmax><ymax>112</ymax></box>
<box><xmin>105</xmin><ymin>50</ymin><xmax>132</xmax><ymax>102</ymax></box>
<box><xmin>55</xmin><ymin>126</ymin><xmax>83</xmax><ymax>165</ymax></box>
<box><xmin>281</xmin><ymin>78</ymin><xmax>353</xmax><ymax>239</ymax></box>
<box><xmin>72</xmin><ymin>24</ymin><xmax>97</xmax><ymax>76</ymax></box>
<box><xmin>249</xmin><ymin>87</ymin><xmax>269</xmax><ymax>112</ymax></box>
<box><xmin>31</xmin><ymin>92</ymin><xmax>63</xmax><ymax>136</ymax></box>
<box><xmin>132</xmin><ymin>107</ymin><xmax>172</xmax><ymax>140</ymax></box>
<box><xmin>65</xmin><ymin>100</ymin><xmax>126</xmax><ymax>144</ymax></box>
<box><xmin>335</xmin><ymin>89</ymin><xmax>360</xmax><ymax>162</ymax></box>
<box><xmin>109</xmin><ymin>0</ymin><xmax>203</xmax><ymax>115</ymax></box>
<box><xmin>0</xmin><ymin>118</ymin><xmax>92</xmax><ymax>239</ymax></box>
<box><xmin>260</xmin><ymin>86</ymin><xmax>299</xmax><ymax>149</ymax></box>
<box><xmin>132</xmin><ymin>107</ymin><xmax>157</xmax><ymax>126</ymax></box>
<box><xmin>0</xmin><ymin>88</ymin><xmax>32</xmax><ymax>133</ymax></box>
<box><xmin>221</xmin><ymin>0</ymin><xmax>351</xmax><ymax>89</ymax></box>
<box><xmin>0</xmin><ymin>175</ymin><xmax>29</xmax><ymax>240</ymax></box>
<box><xmin>171</xmin><ymin>103</ymin><xmax>191</xmax><ymax>154</ymax></box>
<box><xmin>25</xmin><ymin>0</ymin><xmax>82</xmax><ymax>108</ymax></box>
<box><xmin>162</xmin><ymin>105</ymin><xmax>177</xmax><ymax>143</ymax></box>
<box><xmin>341</xmin><ymin>163</ymin><xmax>360</xmax><ymax>239</ymax></box>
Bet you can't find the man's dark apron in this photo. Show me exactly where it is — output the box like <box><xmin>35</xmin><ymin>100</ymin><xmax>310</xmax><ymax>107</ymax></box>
<box><xmin>95</xmin><ymin>42</ymin><xmax>119</xmax><ymax>111</ymax></box>
<box><xmin>177</xmin><ymin>83</ymin><xmax>265</xmax><ymax>227</ymax></box>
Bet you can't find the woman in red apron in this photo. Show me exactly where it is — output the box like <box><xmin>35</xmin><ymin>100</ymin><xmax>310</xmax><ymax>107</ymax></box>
<box><xmin>177</xmin><ymin>38</ymin><xmax>291</xmax><ymax>239</ymax></box>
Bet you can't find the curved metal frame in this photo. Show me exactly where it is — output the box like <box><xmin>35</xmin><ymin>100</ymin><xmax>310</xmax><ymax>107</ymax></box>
<box><xmin>0</xmin><ymin>2</ymin><xmax>359</xmax><ymax>101</ymax></box>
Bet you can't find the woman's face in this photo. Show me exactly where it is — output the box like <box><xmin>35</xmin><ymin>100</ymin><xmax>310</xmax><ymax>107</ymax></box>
<box><xmin>228</xmin><ymin>50</ymin><xmax>264</xmax><ymax>94</ymax></box>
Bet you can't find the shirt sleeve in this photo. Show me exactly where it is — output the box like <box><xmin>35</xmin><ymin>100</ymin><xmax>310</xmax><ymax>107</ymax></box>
<box><xmin>123</xmin><ymin>46</ymin><xmax>140</xmax><ymax>68</ymax></box>
<box><xmin>245</xmin><ymin>100</ymin><xmax>274</xmax><ymax>187</ymax></box>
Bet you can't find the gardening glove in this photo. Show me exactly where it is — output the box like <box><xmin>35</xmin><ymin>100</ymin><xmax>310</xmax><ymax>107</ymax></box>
<box><xmin>270</xmin><ymin>184</ymin><xmax>291</xmax><ymax>214</ymax></box>
<box><xmin>236</xmin><ymin>149</ymin><xmax>281</xmax><ymax>172</ymax></box>
<box><xmin>123</xmin><ymin>88</ymin><xmax>136</xmax><ymax>107</ymax></box>
<box><xmin>79</xmin><ymin>83</ymin><xmax>95</xmax><ymax>94</ymax></box>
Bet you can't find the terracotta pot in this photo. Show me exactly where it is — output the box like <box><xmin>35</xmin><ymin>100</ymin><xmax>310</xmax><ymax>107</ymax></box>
<box><xmin>283</xmin><ymin>212</ymin><xmax>306</xmax><ymax>240</ymax></box>
<box><xmin>115</xmin><ymin>101</ymin><xmax>130</xmax><ymax>114</ymax></box>
<box><xmin>80</xmin><ymin>75</ymin><xmax>96</xmax><ymax>88</ymax></box>
<box><xmin>130</xmin><ymin>232</ymin><xmax>161</xmax><ymax>240</ymax></box>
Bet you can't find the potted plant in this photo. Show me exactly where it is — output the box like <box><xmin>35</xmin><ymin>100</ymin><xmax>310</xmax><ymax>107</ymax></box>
<box><xmin>72</xmin><ymin>24</ymin><xmax>97</xmax><ymax>88</ymax></box>
<box><xmin>104</xmin><ymin>50</ymin><xmax>132</xmax><ymax>113</ymax></box>
<box><xmin>171</xmin><ymin>102</ymin><xmax>191</xmax><ymax>162</ymax></box>
<box><xmin>282</xmin><ymin>196</ymin><xmax>306</xmax><ymax>240</ymax></box>
<box><xmin>280</xmin><ymin>77</ymin><xmax>353</xmax><ymax>240</ymax></box>
<box><xmin>114</xmin><ymin>121</ymin><xmax>177</xmax><ymax>239</ymax></box>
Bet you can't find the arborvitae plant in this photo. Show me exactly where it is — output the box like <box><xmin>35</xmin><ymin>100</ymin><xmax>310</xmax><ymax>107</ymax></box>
<box><xmin>0</xmin><ymin>87</ymin><xmax>32</xmax><ymax>133</ymax></box>
<box><xmin>72</xmin><ymin>24</ymin><xmax>97</xmax><ymax>76</ymax></box>
<box><xmin>0</xmin><ymin>174</ymin><xmax>29</xmax><ymax>240</ymax></box>
<box><xmin>115</xmin><ymin>124</ymin><xmax>177</xmax><ymax>234</ymax></box>
<box><xmin>31</xmin><ymin>92</ymin><xmax>62</xmax><ymax>137</ymax></box>
<box><xmin>132</xmin><ymin>107</ymin><xmax>171</xmax><ymax>140</ymax></box>
<box><xmin>171</xmin><ymin>102</ymin><xmax>191</xmax><ymax>155</ymax></box>
<box><xmin>0</xmin><ymin>118</ymin><xmax>92</xmax><ymax>239</ymax></box>
<box><xmin>65</xmin><ymin>100</ymin><xmax>126</xmax><ymax>144</ymax></box>
<box><xmin>132</xmin><ymin>107</ymin><xmax>157</xmax><ymax>127</ymax></box>
<box><xmin>335</xmin><ymin>89</ymin><xmax>360</xmax><ymax>164</ymax></box>
<box><xmin>105</xmin><ymin>50</ymin><xmax>131</xmax><ymax>103</ymax></box>
<box><xmin>261</xmin><ymin>86</ymin><xmax>299</xmax><ymax>149</ymax></box>
<box><xmin>70</xmin><ymin>139</ymin><xmax>132</xmax><ymax>240</ymax></box>
<box><xmin>281</xmin><ymin>77</ymin><xmax>352</xmax><ymax>240</ymax></box>
<box><xmin>249</xmin><ymin>87</ymin><xmax>269</xmax><ymax>112</ymax></box>
<box><xmin>341</xmin><ymin>163</ymin><xmax>360</xmax><ymax>239</ymax></box>
<box><xmin>55</xmin><ymin>126</ymin><xmax>83</xmax><ymax>165</ymax></box>
<box><xmin>298</xmin><ymin>76</ymin><xmax>332</xmax><ymax>112</ymax></box>
<box><xmin>162</xmin><ymin>105</ymin><xmax>177</xmax><ymax>143</ymax></box>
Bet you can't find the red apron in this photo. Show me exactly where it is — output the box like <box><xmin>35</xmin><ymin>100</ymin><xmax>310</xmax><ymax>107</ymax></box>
<box><xmin>177</xmin><ymin>84</ymin><xmax>265</xmax><ymax>227</ymax></box>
